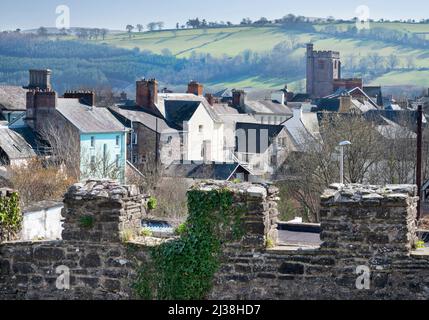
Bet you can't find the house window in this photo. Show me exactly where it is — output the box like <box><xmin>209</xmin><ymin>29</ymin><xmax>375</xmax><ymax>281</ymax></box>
<box><xmin>116</xmin><ymin>154</ymin><xmax>120</xmax><ymax>168</ymax></box>
<box><xmin>167</xmin><ymin>136</ymin><xmax>173</xmax><ymax>144</ymax></box>
<box><xmin>90</xmin><ymin>156</ymin><xmax>96</xmax><ymax>170</ymax></box>
<box><xmin>132</xmin><ymin>133</ymin><xmax>138</xmax><ymax>145</ymax></box>
<box><xmin>199</xmin><ymin>125</ymin><xmax>204</xmax><ymax>133</ymax></box>
<box><xmin>116</xmin><ymin>135</ymin><xmax>120</xmax><ymax>146</ymax></box>
<box><xmin>90</xmin><ymin>136</ymin><xmax>95</xmax><ymax>148</ymax></box>
<box><xmin>132</xmin><ymin>154</ymin><xmax>138</xmax><ymax>164</ymax></box>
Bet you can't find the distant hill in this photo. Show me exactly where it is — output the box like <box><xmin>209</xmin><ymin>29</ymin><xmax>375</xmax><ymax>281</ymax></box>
<box><xmin>91</xmin><ymin>22</ymin><xmax>429</xmax><ymax>90</ymax></box>
<box><xmin>2</xmin><ymin>21</ymin><xmax>429</xmax><ymax>94</ymax></box>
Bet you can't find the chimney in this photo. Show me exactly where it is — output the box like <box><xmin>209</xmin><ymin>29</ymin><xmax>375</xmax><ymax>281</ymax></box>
<box><xmin>307</xmin><ymin>43</ymin><xmax>314</xmax><ymax>56</ymax></box>
<box><xmin>339</xmin><ymin>93</ymin><xmax>352</xmax><ymax>113</ymax></box>
<box><xmin>271</xmin><ymin>91</ymin><xmax>285</xmax><ymax>105</ymax></box>
<box><xmin>187</xmin><ymin>81</ymin><xmax>203</xmax><ymax>96</ymax></box>
<box><xmin>232</xmin><ymin>89</ymin><xmax>246</xmax><ymax>109</ymax></box>
<box><xmin>26</xmin><ymin>90</ymin><xmax>57</xmax><ymax>130</ymax></box>
<box><xmin>64</xmin><ymin>91</ymin><xmax>96</xmax><ymax>106</ymax></box>
<box><xmin>205</xmin><ymin>93</ymin><xmax>214</xmax><ymax>106</ymax></box>
<box><xmin>136</xmin><ymin>79</ymin><xmax>158</xmax><ymax>111</ymax></box>
<box><xmin>120</xmin><ymin>91</ymin><xmax>127</xmax><ymax>100</ymax></box>
<box><xmin>28</xmin><ymin>69</ymin><xmax>52</xmax><ymax>90</ymax></box>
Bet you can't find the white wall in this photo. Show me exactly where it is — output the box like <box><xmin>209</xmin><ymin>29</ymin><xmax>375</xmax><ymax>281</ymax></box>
<box><xmin>186</xmin><ymin>105</ymin><xmax>226</xmax><ymax>162</ymax></box>
<box><xmin>21</xmin><ymin>205</ymin><xmax>64</xmax><ymax>241</ymax></box>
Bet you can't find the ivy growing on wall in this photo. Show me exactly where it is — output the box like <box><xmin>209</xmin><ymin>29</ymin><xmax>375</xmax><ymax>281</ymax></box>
<box><xmin>134</xmin><ymin>188</ymin><xmax>245</xmax><ymax>300</ymax></box>
<box><xmin>0</xmin><ymin>192</ymin><xmax>22</xmax><ymax>242</ymax></box>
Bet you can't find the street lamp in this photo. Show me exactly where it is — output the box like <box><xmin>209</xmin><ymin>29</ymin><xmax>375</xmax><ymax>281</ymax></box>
<box><xmin>339</xmin><ymin>141</ymin><xmax>351</xmax><ymax>185</ymax></box>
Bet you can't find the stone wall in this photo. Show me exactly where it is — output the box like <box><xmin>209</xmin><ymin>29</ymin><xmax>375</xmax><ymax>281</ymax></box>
<box><xmin>0</xmin><ymin>180</ymin><xmax>150</xmax><ymax>300</ymax></box>
<box><xmin>2</xmin><ymin>181</ymin><xmax>429</xmax><ymax>300</ymax></box>
<box><xmin>209</xmin><ymin>184</ymin><xmax>429</xmax><ymax>300</ymax></box>
<box><xmin>0</xmin><ymin>188</ymin><xmax>20</xmax><ymax>243</ymax></box>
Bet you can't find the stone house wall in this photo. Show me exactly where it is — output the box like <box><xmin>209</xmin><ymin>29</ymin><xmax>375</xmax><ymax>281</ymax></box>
<box><xmin>0</xmin><ymin>180</ymin><xmax>151</xmax><ymax>300</ymax></box>
<box><xmin>209</xmin><ymin>183</ymin><xmax>429</xmax><ymax>300</ymax></box>
<box><xmin>1</xmin><ymin>181</ymin><xmax>429</xmax><ymax>300</ymax></box>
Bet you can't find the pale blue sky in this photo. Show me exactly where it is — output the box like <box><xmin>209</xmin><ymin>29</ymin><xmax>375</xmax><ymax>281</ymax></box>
<box><xmin>1</xmin><ymin>0</ymin><xmax>428</xmax><ymax>30</ymax></box>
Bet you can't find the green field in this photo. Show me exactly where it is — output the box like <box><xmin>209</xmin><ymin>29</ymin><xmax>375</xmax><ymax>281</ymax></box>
<box><xmin>67</xmin><ymin>22</ymin><xmax>429</xmax><ymax>89</ymax></box>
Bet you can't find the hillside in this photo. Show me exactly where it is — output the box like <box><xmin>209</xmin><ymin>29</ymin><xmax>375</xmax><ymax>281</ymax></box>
<box><xmin>2</xmin><ymin>21</ymin><xmax>429</xmax><ymax>93</ymax></box>
<box><xmin>92</xmin><ymin>22</ymin><xmax>429</xmax><ymax>90</ymax></box>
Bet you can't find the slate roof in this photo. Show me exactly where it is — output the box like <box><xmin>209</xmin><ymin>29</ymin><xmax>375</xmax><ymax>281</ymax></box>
<box><xmin>364</xmin><ymin>110</ymin><xmax>427</xmax><ymax>132</ymax></box>
<box><xmin>0</xmin><ymin>127</ymin><xmax>36</xmax><ymax>160</ymax></box>
<box><xmin>164</xmin><ymin>100</ymin><xmax>201</xmax><ymax>130</ymax></box>
<box><xmin>213</xmin><ymin>104</ymin><xmax>239</xmax><ymax>115</ymax></box>
<box><xmin>290</xmin><ymin>93</ymin><xmax>311</xmax><ymax>102</ymax></box>
<box><xmin>156</xmin><ymin>93</ymin><xmax>221</xmax><ymax>128</ymax></box>
<box><xmin>56</xmin><ymin>99</ymin><xmax>127</xmax><ymax>133</ymax></box>
<box><xmin>0</xmin><ymin>86</ymin><xmax>27</xmax><ymax>111</ymax></box>
<box><xmin>245</xmin><ymin>100</ymin><xmax>293</xmax><ymax>115</ymax></box>
<box><xmin>213</xmin><ymin>88</ymin><xmax>233</xmax><ymax>99</ymax></box>
<box><xmin>109</xmin><ymin>105</ymin><xmax>175</xmax><ymax>133</ymax></box>
<box><xmin>236</xmin><ymin>122</ymin><xmax>285</xmax><ymax>153</ymax></box>
<box><xmin>11</xmin><ymin>126</ymin><xmax>40</xmax><ymax>150</ymax></box>
<box><xmin>363</xmin><ymin>86</ymin><xmax>383</xmax><ymax>106</ymax></box>
<box><xmin>165</xmin><ymin>161</ymin><xmax>250</xmax><ymax>180</ymax></box>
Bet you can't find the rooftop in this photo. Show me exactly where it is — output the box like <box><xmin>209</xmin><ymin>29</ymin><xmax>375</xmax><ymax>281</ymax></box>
<box><xmin>0</xmin><ymin>127</ymin><xmax>36</xmax><ymax>160</ymax></box>
<box><xmin>0</xmin><ymin>86</ymin><xmax>28</xmax><ymax>111</ymax></box>
<box><xmin>56</xmin><ymin>99</ymin><xmax>127</xmax><ymax>134</ymax></box>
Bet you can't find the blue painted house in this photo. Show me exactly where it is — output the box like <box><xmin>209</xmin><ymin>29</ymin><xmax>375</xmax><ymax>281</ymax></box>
<box><xmin>24</xmin><ymin>71</ymin><xmax>128</xmax><ymax>183</ymax></box>
<box><xmin>54</xmin><ymin>98</ymin><xmax>128</xmax><ymax>183</ymax></box>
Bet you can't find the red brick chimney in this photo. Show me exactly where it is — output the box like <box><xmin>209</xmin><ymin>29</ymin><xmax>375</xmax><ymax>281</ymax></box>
<box><xmin>187</xmin><ymin>81</ymin><xmax>203</xmax><ymax>96</ymax></box>
<box><xmin>205</xmin><ymin>93</ymin><xmax>214</xmax><ymax>106</ymax></box>
<box><xmin>64</xmin><ymin>91</ymin><xmax>96</xmax><ymax>106</ymax></box>
<box><xmin>136</xmin><ymin>79</ymin><xmax>158</xmax><ymax>112</ymax></box>
<box><xmin>26</xmin><ymin>90</ymin><xmax>57</xmax><ymax>130</ymax></box>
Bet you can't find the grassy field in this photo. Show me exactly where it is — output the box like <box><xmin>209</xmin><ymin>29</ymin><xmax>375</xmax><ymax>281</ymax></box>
<box><xmin>72</xmin><ymin>22</ymin><xmax>429</xmax><ymax>89</ymax></box>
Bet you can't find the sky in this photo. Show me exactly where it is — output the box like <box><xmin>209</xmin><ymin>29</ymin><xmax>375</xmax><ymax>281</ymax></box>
<box><xmin>1</xmin><ymin>0</ymin><xmax>429</xmax><ymax>31</ymax></box>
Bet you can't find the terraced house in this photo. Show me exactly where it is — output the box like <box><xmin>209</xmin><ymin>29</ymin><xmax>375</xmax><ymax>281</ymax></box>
<box><xmin>24</xmin><ymin>70</ymin><xmax>128</xmax><ymax>183</ymax></box>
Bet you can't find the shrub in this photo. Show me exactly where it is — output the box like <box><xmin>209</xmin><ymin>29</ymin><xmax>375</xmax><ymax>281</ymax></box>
<box><xmin>147</xmin><ymin>197</ymin><xmax>158</xmax><ymax>210</ymax></box>
<box><xmin>140</xmin><ymin>227</ymin><xmax>153</xmax><ymax>237</ymax></box>
<box><xmin>9</xmin><ymin>159</ymin><xmax>76</xmax><ymax>207</ymax></box>
<box><xmin>134</xmin><ymin>188</ymin><xmax>245</xmax><ymax>300</ymax></box>
<box><xmin>0</xmin><ymin>191</ymin><xmax>22</xmax><ymax>242</ymax></box>
<box><xmin>79</xmin><ymin>215</ymin><xmax>94</xmax><ymax>229</ymax></box>
<box><xmin>175</xmin><ymin>223</ymin><xmax>187</xmax><ymax>236</ymax></box>
<box><xmin>266</xmin><ymin>237</ymin><xmax>275</xmax><ymax>249</ymax></box>
<box><xmin>120</xmin><ymin>229</ymin><xmax>134</xmax><ymax>243</ymax></box>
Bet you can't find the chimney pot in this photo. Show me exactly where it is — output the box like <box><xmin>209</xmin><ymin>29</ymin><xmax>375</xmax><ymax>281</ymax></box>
<box><xmin>187</xmin><ymin>81</ymin><xmax>204</xmax><ymax>96</ymax></box>
<box><xmin>136</xmin><ymin>79</ymin><xmax>159</xmax><ymax>112</ymax></box>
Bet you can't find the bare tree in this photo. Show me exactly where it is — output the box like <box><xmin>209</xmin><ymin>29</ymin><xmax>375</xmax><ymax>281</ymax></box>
<box><xmin>280</xmin><ymin>113</ymin><xmax>383</xmax><ymax>222</ymax></box>
<box><xmin>126</xmin><ymin>24</ymin><xmax>134</xmax><ymax>38</ymax></box>
<box><xmin>406</xmin><ymin>55</ymin><xmax>416</xmax><ymax>69</ymax></box>
<box><xmin>38</xmin><ymin>119</ymin><xmax>81</xmax><ymax>180</ymax></box>
<box><xmin>136</xmin><ymin>24</ymin><xmax>144</xmax><ymax>32</ymax></box>
<box><xmin>387</xmin><ymin>54</ymin><xmax>399</xmax><ymax>71</ymax></box>
<box><xmin>81</xmin><ymin>148</ymin><xmax>123</xmax><ymax>182</ymax></box>
<box><xmin>368</xmin><ymin>53</ymin><xmax>385</xmax><ymax>72</ymax></box>
<box><xmin>100</xmin><ymin>29</ymin><xmax>109</xmax><ymax>40</ymax></box>
<box><xmin>147</xmin><ymin>22</ymin><xmax>157</xmax><ymax>32</ymax></box>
